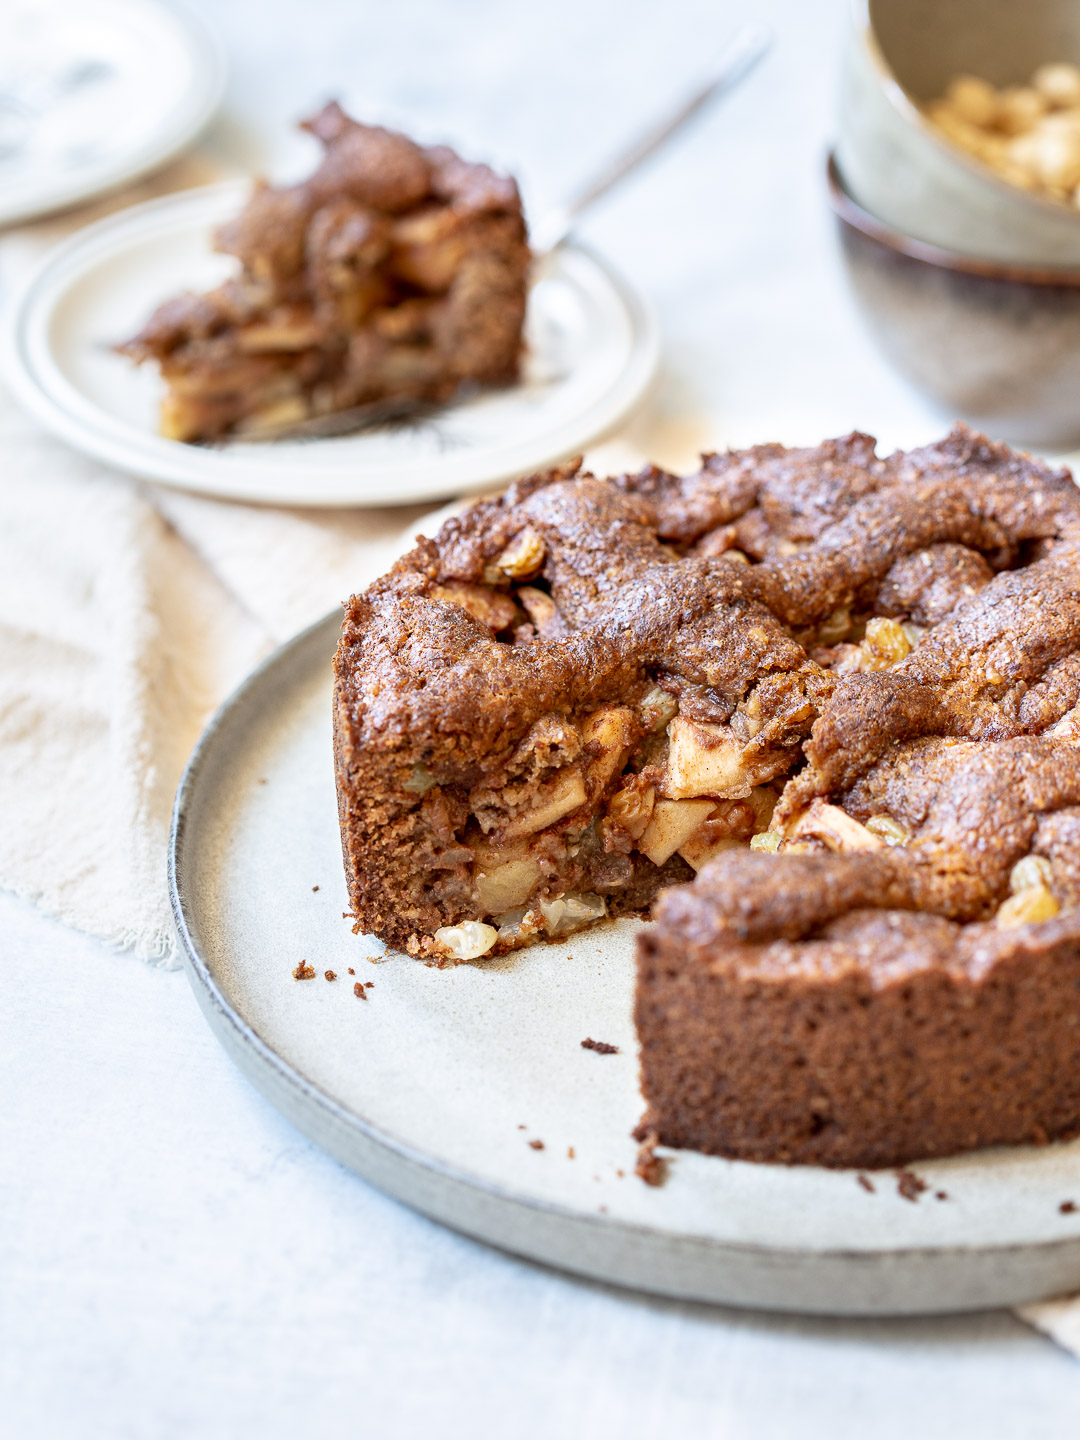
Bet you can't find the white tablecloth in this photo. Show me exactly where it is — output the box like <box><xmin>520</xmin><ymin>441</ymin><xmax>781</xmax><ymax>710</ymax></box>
<box><xmin>4</xmin><ymin>0</ymin><xmax>1080</xmax><ymax>1433</ymax></box>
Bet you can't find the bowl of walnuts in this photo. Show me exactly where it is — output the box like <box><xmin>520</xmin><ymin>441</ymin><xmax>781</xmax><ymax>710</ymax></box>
<box><xmin>837</xmin><ymin>0</ymin><xmax>1080</xmax><ymax>265</ymax></box>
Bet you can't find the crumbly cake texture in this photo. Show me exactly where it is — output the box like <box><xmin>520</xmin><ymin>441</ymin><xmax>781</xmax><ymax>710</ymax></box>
<box><xmin>118</xmin><ymin>101</ymin><xmax>529</xmax><ymax>441</ymax></box>
<box><xmin>333</xmin><ymin>423</ymin><xmax>1080</xmax><ymax>1168</ymax></box>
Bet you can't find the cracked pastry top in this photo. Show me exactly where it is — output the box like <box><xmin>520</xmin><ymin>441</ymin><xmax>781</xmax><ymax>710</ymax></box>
<box><xmin>118</xmin><ymin>101</ymin><xmax>530</xmax><ymax>442</ymax></box>
<box><xmin>334</xmin><ymin>424</ymin><xmax>1080</xmax><ymax>1167</ymax></box>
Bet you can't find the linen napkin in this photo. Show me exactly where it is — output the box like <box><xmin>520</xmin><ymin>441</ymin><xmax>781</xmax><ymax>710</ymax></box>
<box><xmin>0</xmin><ymin>160</ymin><xmax>455</xmax><ymax>962</ymax></box>
<box><xmin>1</xmin><ymin>165</ymin><xmax>1077</xmax><ymax>1357</ymax></box>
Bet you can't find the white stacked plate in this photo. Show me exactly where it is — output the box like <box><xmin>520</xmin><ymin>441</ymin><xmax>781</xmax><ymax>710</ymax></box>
<box><xmin>0</xmin><ymin>0</ymin><xmax>224</xmax><ymax>226</ymax></box>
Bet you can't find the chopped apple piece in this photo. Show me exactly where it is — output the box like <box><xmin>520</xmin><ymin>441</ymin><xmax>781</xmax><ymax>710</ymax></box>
<box><xmin>502</xmin><ymin>767</ymin><xmax>587</xmax><ymax>840</ymax></box>
<box><xmin>581</xmin><ymin>706</ymin><xmax>638</xmax><ymax>797</ymax></box>
<box><xmin>475</xmin><ymin>857</ymin><xmax>542</xmax><ymax>914</ymax></box>
<box><xmin>789</xmin><ymin>800</ymin><xmax>884</xmax><ymax>853</ymax></box>
<box><xmin>666</xmin><ymin>716</ymin><xmax>777</xmax><ymax>799</ymax></box>
<box><xmin>539</xmin><ymin>891</ymin><xmax>607</xmax><ymax>936</ymax></box>
<box><xmin>639</xmin><ymin>798</ymin><xmax>716</xmax><ymax>866</ymax></box>
<box><xmin>678</xmin><ymin>830</ymin><xmax>744</xmax><ymax>871</ymax></box>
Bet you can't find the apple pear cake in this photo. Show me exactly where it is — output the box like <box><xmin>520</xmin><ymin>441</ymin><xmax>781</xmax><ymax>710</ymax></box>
<box><xmin>119</xmin><ymin>102</ymin><xmax>529</xmax><ymax>442</ymax></box>
<box><xmin>333</xmin><ymin>424</ymin><xmax>1080</xmax><ymax>1168</ymax></box>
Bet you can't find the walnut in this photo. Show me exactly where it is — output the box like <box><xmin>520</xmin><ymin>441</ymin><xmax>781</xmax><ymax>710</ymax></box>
<box><xmin>430</xmin><ymin>582</ymin><xmax>517</xmax><ymax>632</ymax></box>
<box><xmin>835</xmin><ymin>617</ymin><xmax>911</xmax><ymax>676</ymax></box>
<box><xmin>433</xmin><ymin>921</ymin><xmax>499</xmax><ymax>959</ymax></box>
<box><xmin>866</xmin><ymin>814</ymin><xmax>910</xmax><ymax>846</ymax></box>
<box><xmin>605</xmin><ymin>778</ymin><xmax>655</xmax><ymax>844</ymax></box>
<box><xmin>996</xmin><ymin>885</ymin><xmax>1060</xmax><ymax>929</ymax></box>
<box><xmin>1009</xmin><ymin>855</ymin><xmax>1055</xmax><ymax>894</ymax></box>
<box><xmin>496</xmin><ymin>527</ymin><xmax>546</xmax><ymax>579</ymax></box>
<box><xmin>516</xmin><ymin>586</ymin><xmax>566</xmax><ymax>638</ymax></box>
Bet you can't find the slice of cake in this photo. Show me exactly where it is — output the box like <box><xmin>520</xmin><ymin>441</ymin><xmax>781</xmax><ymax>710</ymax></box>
<box><xmin>333</xmin><ymin>424</ymin><xmax>1080</xmax><ymax>1167</ymax></box>
<box><xmin>118</xmin><ymin>102</ymin><xmax>530</xmax><ymax>441</ymax></box>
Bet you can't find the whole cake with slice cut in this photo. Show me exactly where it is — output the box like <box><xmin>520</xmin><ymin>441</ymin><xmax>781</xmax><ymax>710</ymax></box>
<box><xmin>332</xmin><ymin>424</ymin><xmax>1080</xmax><ymax>1168</ymax></box>
<box><xmin>119</xmin><ymin>102</ymin><xmax>529</xmax><ymax>441</ymax></box>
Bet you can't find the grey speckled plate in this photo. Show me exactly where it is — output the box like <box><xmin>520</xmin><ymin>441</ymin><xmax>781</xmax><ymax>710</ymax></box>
<box><xmin>169</xmin><ymin>611</ymin><xmax>1080</xmax><ymax>1316</ymax></box>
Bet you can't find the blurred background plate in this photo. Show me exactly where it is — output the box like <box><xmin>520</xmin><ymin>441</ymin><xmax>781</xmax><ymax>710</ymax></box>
<box><xmin>0</xmin><ymin>0</ymin><xmax>225</xmax><ymax>226</ymax></box>
<box><xmin>2</xmin><ymin>182</ymin><xmax>658</xmax><ymax>506</ymax></box>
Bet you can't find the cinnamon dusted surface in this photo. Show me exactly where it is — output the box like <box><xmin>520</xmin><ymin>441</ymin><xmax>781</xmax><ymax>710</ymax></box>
<box><xmin>630</xmin><ymin>426</ymin><xmax>1080</xmax><ymax>1167</ymax></box>
<box><xmin>336</xmin><ymin>422</ymin><xmax>1080</xmax><ymax>1167</ymax></box>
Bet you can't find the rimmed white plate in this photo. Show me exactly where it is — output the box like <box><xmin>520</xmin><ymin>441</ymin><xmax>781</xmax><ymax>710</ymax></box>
<box><xmin>0</xmin><ymin>0</ymin><xmax>224</xmax><ymax>226</ymax></box>
<box><xmin>3</xmin><ymin>182</ymin><xmax>658</xmax><ymax>507</ymax></box>
<box><xmin>169</xmin><ymin>610</ymin><xmax>1080</xmax><ymax>1316</ymax></box>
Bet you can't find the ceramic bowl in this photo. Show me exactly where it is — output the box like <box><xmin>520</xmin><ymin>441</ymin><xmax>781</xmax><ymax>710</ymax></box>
<box><xmin>837</xmin><ymin>0</ymin><xmax>1080</xmax><ymax>265</ymax></box>
<box><xmin>828</xmin><ymin>154</ymin><xmax>1080</xmax><ymax>447</ymax></box>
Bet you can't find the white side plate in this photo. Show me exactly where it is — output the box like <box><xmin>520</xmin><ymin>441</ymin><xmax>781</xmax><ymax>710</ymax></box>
<box><xmin>3</xmin><ymin>182</ymin><xmax>658</xmax><ymax>507</ymax></box>
<box><xmin>170</xmin><ymin>611</ymin><xmax>1080</xmax><ymax>1316</ymax></box>
<box><xmin>0</xmin><ymin>0</ymin><xmax>224</xmax><ymax>226</ymax></box>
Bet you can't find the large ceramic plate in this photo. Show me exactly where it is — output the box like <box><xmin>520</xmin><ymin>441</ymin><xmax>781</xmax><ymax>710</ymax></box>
<box><xmin>169</xmin><ymin>611</ymin><xmax>1080</xmax><ymax>1316</ymax></box>
<box><xmin>3</xmin><ymin>182</ymin><xmax>657</xmax><ymax>507</ymax></box>
<box><xmin>0</xmin><ymin>0</ymin><xmax>224</xmax><ymax>226</ymax></box>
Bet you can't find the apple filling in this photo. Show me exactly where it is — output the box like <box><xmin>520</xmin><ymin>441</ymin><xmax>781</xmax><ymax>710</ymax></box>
<box><xmin>422</xmin><ymin>683</ymin><xmax>789</xmax><ymax>960</ymax></box>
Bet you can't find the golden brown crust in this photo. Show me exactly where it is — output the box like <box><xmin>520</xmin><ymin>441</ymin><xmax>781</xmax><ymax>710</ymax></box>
<box><xmin>335</xmin><ymin>423</ymin><xmax>1080</xmax><ymax>1164</ymax></box>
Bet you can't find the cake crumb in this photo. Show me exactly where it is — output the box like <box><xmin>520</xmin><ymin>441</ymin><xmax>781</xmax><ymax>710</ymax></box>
<box><xmin>292</xmin><ymin>960</ymin><xmax>316</xmax><ymax>981</ymax></box>
<box><xmin>258</xmin><ymin>778</ymin><xmax>268</xmax><ymax>785</ymax></box>
<box><xmin>567</xmin><ymin>1146</ymin><xmax>575</xmax><ymax>1159</ymax></box>
<box><xmin>348</xmin><ymin>968</ymin><xmax>355</xmax><ymax>975</ymax></box>
<box><xmin>528</xmin><ymin>1139</ymin><xmax>545</xmax><ymax>1151</ymax></box>
<box><xmin>324</xmin><ymin>970</ymin><xmax>336</xmax><ymax>982</ymax></box>
<box><xmin>581</xmin><ymin>1037</ymin><xmax>619</xmax><ymax>1055</ymax></box>
<box><xmin>896</xmin><ymin>1169</ymin><xmax>928</xmax><ymax>1202</ymax></box>
<box><xmin>635</xmin><ymin>1132</ymin><xmax>668</xmax><ymax>1187</ymax></box>
<box><xmin>935</xmin><ymin>1190</ymin><xmax>949</xmax><ymax>1201</ymax></box>
<box><xmin>598</xmin><ymin>1205</ymin><xmax>608</xmax><ymax>1214</ymax></box>
<box><xmin>353</xmin><ymin>982</ymin><xmax>367</xmax><ymax>999</ymax></box>
<box><xmin>1060</xmin><ymin>1200</ymin><xmax>1077</xmax><ymax>1214</ymax></box>
<box><xmin>517</xmin><ymin>1124</ymin><xmax>526</xmax><ymax>1130</ymax></box>
<box><xmin>312</xmin><ymin>885</ymin><xmax>320</xmax><ymax>892</ymax></box>
<box><xmin>616</xmin><ymin>1168</ymin><xmax>625</xmax><ymax>1178</ymax></box>
<box><xmin>857</xmin><ymin>1173</ymin><xmax>875</xmax><ymax>1193</ymax></box>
